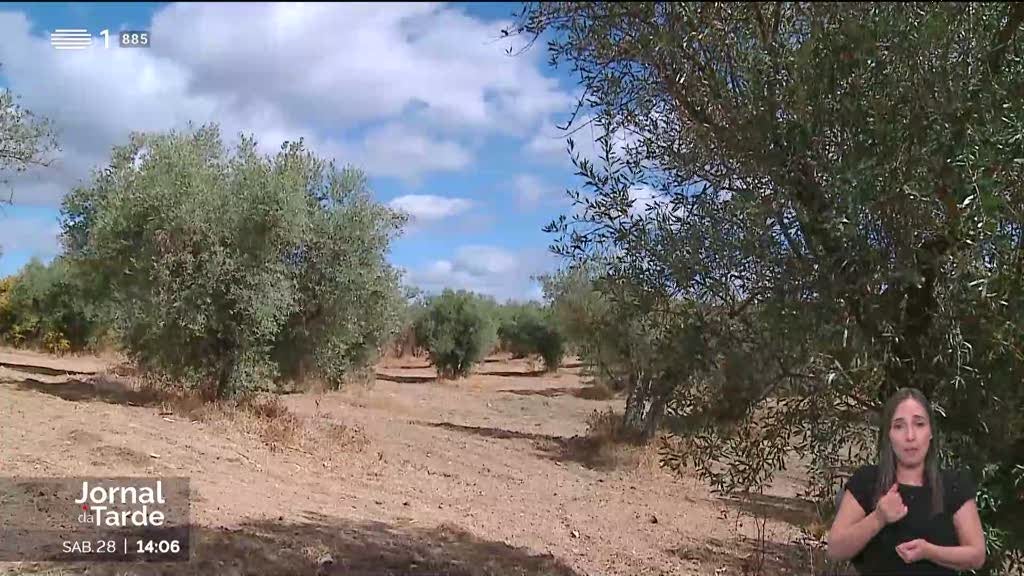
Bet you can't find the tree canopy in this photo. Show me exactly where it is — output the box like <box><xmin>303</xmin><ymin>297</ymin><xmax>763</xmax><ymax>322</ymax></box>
<box><xmin>0</xmin><ymin>78</ymin><xmax>60</xmax><ymax>260</ymax></box>
<box><xmin>0</xmin><ymin>85</ymin><xmax>58</xmax><ymax>190</ymax></box>
<box><xmin>513</xmin><ymin>3</ymin><xmax>1024</xmax><ymax>571</ymax></box>
<box><xmin>60</xmin><ymin>124</ymin><xmax>407</xmax><ymax>396</ymax></box>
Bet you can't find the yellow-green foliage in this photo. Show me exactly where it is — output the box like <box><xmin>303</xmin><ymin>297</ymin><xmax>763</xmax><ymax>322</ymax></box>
<box><xmin>42</xmin><ymin>331</ymin><xmax>71</xmax><ymax>356</ymax></box>
<box><xmin>0</xmin><ymin>258</ymin><xmax>100</xmax><ymax>352</ymax></box>
<box><xmin>0</xmin><ymin>276</ymin><xmax>15</xmax><ymax>334</ymax></box>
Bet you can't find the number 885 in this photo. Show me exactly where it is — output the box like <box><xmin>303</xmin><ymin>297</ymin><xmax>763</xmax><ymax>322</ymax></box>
<box><xmin>121</xmin><ymin>32</ymin><xmax>147</xmax><ymax>45</ymax></box>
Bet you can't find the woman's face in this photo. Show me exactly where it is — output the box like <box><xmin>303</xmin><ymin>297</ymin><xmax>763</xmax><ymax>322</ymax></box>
<box><xmin>889</xmin><ymin>398</ymin><xmax>932</xmax><ymax>467</ymax></box>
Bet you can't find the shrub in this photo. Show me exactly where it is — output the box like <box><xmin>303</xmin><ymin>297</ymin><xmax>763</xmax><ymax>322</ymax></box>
<box><xmin>496</xmin><ymin>303</ymin><xmax>565</xmax><ymax>370</ymax></box>
<box><xmin>413</xmin><ymin>289</ymin><xmax>497</xmax><ymax>379</ymax></box>
<box><xmin>534</xmin><ymin>321</ymin><xmax>565</xmax><ymax>371</ymax></box>
<box><xmin>388</xmin><ymin>286</ymin><xmax>429</xmax><ymax>358</ymax></box>
<box><xmin>42</xmin><ymin>331</ymin><xmax>71</xmax><ymax>356</ymax></box>
<box><xmin>497</xmin><ymin>304</ymin><xmax>542</xmax><ymax>358</ymax></box>
<box><xmin>0</xmin><ymin>258</ymin><xmax>103</xmax><ymax>351</ymax></box>
<box><xmin>0</xmin><ymin>277</ymin><xmax>14</xmax><ymax>333</ymax></box>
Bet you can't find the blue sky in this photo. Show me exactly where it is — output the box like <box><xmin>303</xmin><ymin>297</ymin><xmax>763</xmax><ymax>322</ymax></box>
<box><xmin>0</xmin><ymin>2</ymin><xmax>632</xmax><ymax>301</ymax></box>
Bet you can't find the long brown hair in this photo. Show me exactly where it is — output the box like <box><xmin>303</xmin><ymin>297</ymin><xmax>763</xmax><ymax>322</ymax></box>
<box><xmin>873</xmin><ymin>387</ymin><xmax>944</xmax><ymax>516</ymax></box>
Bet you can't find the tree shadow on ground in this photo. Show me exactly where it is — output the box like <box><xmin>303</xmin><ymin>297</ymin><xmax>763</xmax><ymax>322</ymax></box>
<box><xmin>532</xmin><ymin>435</ymin><xmax>652</xmax><ymax>472</ymax></box>
<box><xmin>0</xmin><ymin>360</ymin><xmax>94</xmax><ymax>377</ymax></box>
<box><xmin>669</xmin><ymin>534</ymin><xmax>851</xmax><ymax>576</ymax></box>
<box><xmin>415</xmin><ymin>416</ymin><xmax>656</xmax><ymax>474</ymax></box>
<box><xmin>375</xmin><ymin>372</ymin><xmax>437</xmax><ymax>384</ymax></box>
<box><xmin>479</xmin><ymin>369</ymin><xmax>550</xmax><ymax>378</ymax></box>
<box><xmin>10</xmin><ymin>376</ymin><xmax>164</xmax><ymax>407</ymax></box>
<box><xmin>499</xmin><ymin>387</ymin><xmax>577</xmax><ymax>397</ymax></box>
<box><xmin>7</xmin><ymin>515</ymin><xmax>582</xmax><ymax>576</ymax></box>
<box><xmin>415</xmin><ymin>420</ymin><xmax>625</xmax><ymax>472</ymax></box>
<box><xmin>498</xmin><ymin>386</ymin><xmax>618</xmax><ymax>400</ymax></box>
<box><xmin>719</xmin><ymin>492</ymin><xmax>819</xmax><ymax>531</ymax></box>
<box><xmin>419</xmin><ymin>421</ymin><xmax>565</xmax><ymax>444</ymax></box>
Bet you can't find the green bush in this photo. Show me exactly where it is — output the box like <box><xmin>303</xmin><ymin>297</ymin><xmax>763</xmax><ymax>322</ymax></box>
<box><xmin>533</xmin><ymin>320</ymin><xmax>565</xmax><ymax>371</ymax></box>
<box><xmin>414</xmin><ymin>289</ymin><xmax>497</xmax><ymax>379</ymax></box>
<box><xmin>497</xmin><ymin>305</ymin><xmax>565</xmax><ymax>371</ymax></box>
<box><xmin>42</xmin><ymin>330</ymin><xmax>71</xmax><ymax>356</ymax></box>
<box><xmin>0</xmin><ymin>277</ymin><xmax>16</xmax><ymax>340</ymax></box>
<box><xmin>497</xmin><ymin>304</ymin><xmax>541</xmax><ymax>358</ymax></box>
<box><xmin>0</xmin><ymin>257</ymin><xmax>104</xmax><ymax>351</ymax></box>
<box><xmin>389</xmin><ymin>286</ymin><xmax>429</xmax><ymax>358</ymax></box>
<box><xmin>60</xmin><ymin>124</ymin><xmax>406</xmax><ymax>397</ymax></box>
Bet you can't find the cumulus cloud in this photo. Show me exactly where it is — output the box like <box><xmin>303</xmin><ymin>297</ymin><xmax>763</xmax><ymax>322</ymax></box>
<box><xmin>356</xmin><ymin>124</ymin><xmax>472</xmax><ymax>184</ymax></box>
<box><xmin>627</xmin><ymin>184</ymin><xmax>691</xmax><ymax>220</ymax></box>
<box><xmin>525</xmin><ymin>129</ymin><xmax>572</xmax><ymax>162</ymax></box>
<box><xmin>148</xmin><ymin>2</ymin><xmax>569</xmax><ymax>135</ymax></box>
<box><xmin>628</xmin><ymin>184</ymin><xmax>659</xmax><ymax>216</ymax></box>
<box><xmin>0</xmin><ymin>2</ymin><xmax>572</xmax><ymax>207</ymax></box>
<box><xmin>0</xmin><ymin>10</ymin><xmax>220</xmax><ymax>205</ymax></box>
<box><xmin>514</xmin><ymin>173</ymin><xmax>570</xmax><ymax>211</ymax></box>
<box><xmin>0</xmin><ymin>4</ymin><xmax>576</xmax><ymax>292</ymax></box>
<box><xmin>388</xmin><ymin>194</ymin><xmax>473</xmax><ymax>223</ymax></box>
<box><xmin>406</xmin><ymin>244</ymin><xmax>558</xmax><ymax>301</ymax></box>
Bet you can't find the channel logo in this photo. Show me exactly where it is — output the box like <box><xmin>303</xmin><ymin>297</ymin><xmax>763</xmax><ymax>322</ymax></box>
<box><xmin>50</xmin><ymin>29</ymin><xmax>92</xmax><ymax>50</ymax></box>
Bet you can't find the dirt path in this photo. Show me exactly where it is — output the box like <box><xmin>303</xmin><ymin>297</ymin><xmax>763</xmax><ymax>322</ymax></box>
<box><xmin>0</xmin><ymin>349</ymin><xmax>821</xmax><ymax>576</ymax></box>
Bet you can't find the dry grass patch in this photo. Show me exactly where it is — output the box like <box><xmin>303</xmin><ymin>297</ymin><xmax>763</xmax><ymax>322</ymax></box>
<box><xmin>577</xmin><ymin>381</ymin><xmax>617</xmax><ymax>400</ymax></box>
<box><xmin>126</xmin><ymin>375</ymin><xmax>369</xmax><ymax>457</ymax></box>
<box><xmin>549</xmin><ymin>408</ymin><xmax>663</xmax><ymax>473</ymax></box>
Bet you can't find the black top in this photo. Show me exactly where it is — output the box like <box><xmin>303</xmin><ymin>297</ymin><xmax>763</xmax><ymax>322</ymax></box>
<box><xmin>843</xmin><ymin>464</ymin><xmax>977</xmax><ymax>575</ymax></box>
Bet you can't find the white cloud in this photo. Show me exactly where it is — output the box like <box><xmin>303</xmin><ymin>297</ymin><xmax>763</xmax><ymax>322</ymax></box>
<box><xmin>628</xmin><ymin>184</ymin><xmax>659</xmax><ymax>216</ymax></box>
<box><xmin>406</xmin><ymin>244</ymin><xmax>558</xmax><ymax>301</ymax></box>
<box><xmin>356</xmin><ymin>124</ymin><xmax>472</xmax><ymax>184</ymax></box>
<box><xmin>525</xmin><ymin>129</ymin><xmax>571</xmax><ymax>162</ymax></box>
<box><xmin>0</xmin><ymin>3</ymin><xmax>573</xmax><ymax>206</ymax></box>
<box><xmin>513</xmin><ymin>173</ymin><xmax>570</xmax><ymax>211</ymax></box>
<box><xmin>149</xmin><ymin>2</ymin><xmax>569</xmax><ymax>135</ymax></box>
<box><xmin>0</xmin><ymin>11</ymin><xmax>221</xmax><ymax>205</ymax></box>
<box><xmin>0</xmin><ymin>214</ymin><xmax>61</xmax><ymax>259</ymax></box>
<box><xmin>627</xmin><ymin>184</ymin><xmax>689</xmax><ymax>220</ymax></box>
<box><xmin>452</xmin><ymin>245</ymin><xmax>520</xmax><ymax>276</ymax></box>
<box><xmin>388</xmin><ymin>194</ymin><xmax>473</xmax><ymax>223</ymax></box>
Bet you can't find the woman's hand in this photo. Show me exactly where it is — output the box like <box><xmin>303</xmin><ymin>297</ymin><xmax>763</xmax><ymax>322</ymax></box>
<box><xmin>876</xmin><ymin>483</ymin><xmax>908</xmax><ymax>524</ymax></box>
<box><xmin>896</xmin><ymin>539</ymin><xmax>933</xmax><ymax>563</ymax></box>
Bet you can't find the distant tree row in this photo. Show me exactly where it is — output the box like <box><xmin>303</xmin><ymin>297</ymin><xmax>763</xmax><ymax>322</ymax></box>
<box><xmin>0</xmin><ymin>119</ymin><xmax>409</xmax><ymax>397</ymax></box>
<box><xmin>0</xmin><ymin>116</ymin><xmax>565</xmax><ymax>393</ymax></box>
<box><xmin>0</xmin><ymin>258</ymin><xmax>108</xmax><ymax>355</ymax></box>
<box><xmin>396</xmin><ymin>289</ymin><xmax>565</xmax><ymax>379</ymax></box>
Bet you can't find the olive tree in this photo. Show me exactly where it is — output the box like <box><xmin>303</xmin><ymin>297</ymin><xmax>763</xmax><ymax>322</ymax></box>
<box><xmin>61</xmin><ymin>124</ymin><xmax>407</xmax><ymax>396</ymax></box>
<box><xmin>0</xmin><ymin>78</ymin><xmax>60</xmax><ymax>261</ymax></box>
<box><xmin>512</xmin><ymin>2</ymin><xmax>1024</xmax><ymax>571</ymax></box>
<box><xmin>414</xmin><ymin>289</ymin><xmax>498</xmax><ymax>379</ymax></box>
<box><xmin>0</xmin><ymin>85</ymin><xmax>58</xmax><ymax>192</ymax></box>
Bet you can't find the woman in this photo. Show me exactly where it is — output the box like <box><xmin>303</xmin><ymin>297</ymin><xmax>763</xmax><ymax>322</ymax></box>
<box><xmin>826</xmin><ymin>387</ymin><xmax>986</xmax><ymax>575</ymax></box>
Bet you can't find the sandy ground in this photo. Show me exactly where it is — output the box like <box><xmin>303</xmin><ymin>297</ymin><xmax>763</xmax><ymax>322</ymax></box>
<box><xmin>0</xmin><ymin>349</ymin><xmax>829</xmax><ymax>576</ymax></box>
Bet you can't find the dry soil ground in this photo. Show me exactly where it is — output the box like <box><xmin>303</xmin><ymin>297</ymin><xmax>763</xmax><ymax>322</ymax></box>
<box><xmin>0</xmin><ymin>348</ymin><xmax>831</xmax><ymax>576</ymax></box>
